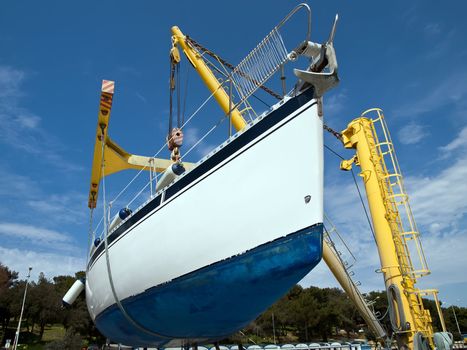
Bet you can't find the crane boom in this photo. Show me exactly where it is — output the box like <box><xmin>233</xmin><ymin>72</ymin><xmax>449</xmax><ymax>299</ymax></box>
<box><xmin>170</xmin><ymin>26</ymin><xmax>247</xmax><ymax>132</ymax></box>
<box><xmin>340</xmin><ymin>108</ymin><xmax>446</xmax><ymax>350</ymax></box>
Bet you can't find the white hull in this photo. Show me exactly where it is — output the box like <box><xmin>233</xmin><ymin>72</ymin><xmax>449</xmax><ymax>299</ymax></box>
<box><xmin>86</xmin><ymin>94</ymin><xmax>323</xmax><ymax>329</ymax></box>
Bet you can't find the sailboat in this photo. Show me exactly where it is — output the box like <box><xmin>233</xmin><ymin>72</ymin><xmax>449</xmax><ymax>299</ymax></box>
<box><xmin>79</xmin><ymin>4</ymin><xmax>339</xmax><ymax>347</ymax></box>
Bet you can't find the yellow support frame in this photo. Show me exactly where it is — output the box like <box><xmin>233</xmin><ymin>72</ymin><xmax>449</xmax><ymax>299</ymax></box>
<box><xmin>323</xmin><ymin>216</ymin><xmax>387</xmax><ymax>339</ymax></box>
<box><xmin>171</xmin><ymin>26</ymin><xmax>247</xmax><ymax>132</ymax></box>
<box><xmin>89</xmin><ymin>23</ymin><xmax>247</xmax><ymax>210</ymax></box>
<box><xmin>340</xmin><ymin>109</ymin><xmax>445</xmax><ymax>349</ymax></box>
<box><xmin>87</xmin><ymin>81</ymin><xmax>194</xmax><ymax>209</ymax></box>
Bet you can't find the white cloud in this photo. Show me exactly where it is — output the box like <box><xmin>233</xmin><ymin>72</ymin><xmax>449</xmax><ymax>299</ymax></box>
<box><xmin>0</xmin><ymin>167</ymin><xmax>40</xmax><ymax>198</ymax></box>
<box><xmin>17</xmin><ymin>113</ymin><xmax>41</xmax><ymax>129</ymax></box>
<box><xmin>405</xmin><ymin>158</ymin><xmax>467</xmax><ymax>234</ymax></box>
<box><xmin>0</xmin><ymin>222</ymin><xmax>71</xmax><ymax>244</ymax></box>
<box><xmin>405</xmin><ymin>126</ymin><xmax>467</xmax><ymax>234</ymax></box>
<box><xmin>324</xmin><ymin>90</ymin><xmax>347</xmax><ymax>118</ymax></box>
<box><xmin>26</xmin><ymin>192</ymin><xmax>88</xmax><ymax>224</ymax></box>
<box><xmin>182</xmin><ymin>127</ymin><xmax>216</xmax><ymax>158</ymax></box>
<box><xmin>439</xmin><ymin>126</ymin><xmax>467</xmax><ymax>153</ymax></box>
<box><xmin>183</xmin><ymin>127</ymin><xmax>200</xmax><ymax>148</ymax></box>
<box><xmin>393</xmin><ymin>72</ymin><xmax>467</xmax><ymax>119</ymax></box>
<box><xmin>424</xmin><ymin>23</ymin><xmax>441</xmax><ymax>36</ymax></box>
<box><xmin>422</xmin><ymin>29</ymin><xmax>457</xmax><ymax>61</ymax></box>
<box><xmin>0</xmin><ymin>65</ymin><xmax>82</xmax><ymax>172</ymax></box>
<box><xmin>0</xmin><ymin>221</ymin><xmax>83</xmax><ymax>259</ymax></box>
<box><xmin>0</xmin><ymin>167</ymin><xmax>88</xmax><ymax>226</ymax></box>
<box><xmin>418</xmin><ymin>230</ymin><xmax>467</xmax><ymax>287</ymax></box>
<box><xmin>0</xmin><ymin>65</ymin><xmax>25</xmax><ymax>99</ymax></box>
<box><xmin>397</xmin><ymin>123</ymin><xmax>429</xmax><ymax>145</ymax></box>
<box><xmin>0</xmin><ymin>246</ymin><xmax>85</xmax><ymax>281</ymax></box>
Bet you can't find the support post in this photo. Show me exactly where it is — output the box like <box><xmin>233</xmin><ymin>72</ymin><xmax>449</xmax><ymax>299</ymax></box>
<box><xmin>13</xmin><ymin>267</ymin><xmax>32</xmax><ymax>350</ymax></box>
<box><xmin>322</xmin><ymin>242</ymin><xmax>386</xmax><ymax>339</ymax></box>
<box><xmin>341</xmin><ymin>117</ymin><xmax>420</xmax><ymax>349</ymax></box>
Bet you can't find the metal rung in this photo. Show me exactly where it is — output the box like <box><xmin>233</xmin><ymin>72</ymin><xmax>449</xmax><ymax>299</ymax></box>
<box><xmin>231</xmin><ymin>28</ymin><xmax>289</xmax><ymax>101</ymax></box>
<box><xmin>363</xmin><ymin>108</ymin><xmax>431</xmax><ymax>279</ymax></box>
<box><xmin>229</xmin><ymin>3</ymin><xmax>311</xmax><ymax>104</ymax></box>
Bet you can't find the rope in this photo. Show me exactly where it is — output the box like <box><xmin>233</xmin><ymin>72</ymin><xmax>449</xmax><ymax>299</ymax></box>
<box><xmin>125</xmin><ymin>85</ymin><xmax>232</xmax><ymax>208</ymax></box>
<box><xmin>377</xmin><ymin>306</ymin><xmax>390</xmax><ymax>321</ymax></box>
<box><xmin>323</xmin><ymin>143</ymin><xmax>344</xmax><ymax>160</ymax></box>
<box><xmin>323</xmin><ymin>143</ymin><xmax>377</xmax><ymax>244</ymax></box>
<box><xmin>109</xmin><ymin>88</ymin><xmax>218</xmax><ymax>207</ymax></box>
<box><xmin>93</xmin><ymin>215</ymin><xmax>104</xmax><ymax>239</ymax></box>
<box><xmin>169</xmin><ymin>57</ymin><xmax>175</xmax><ymax>134</ymax></box>
<box><xmin>182</xmin><ymin>120</ymin><xmax>222</xmax><ymax>160</ymax></box>
<box><xmin>86</xmin><ymin>208</ymin><xmax>94</xmax><ymax>266</ymax></box>
<box><xmin>126</xmin><ymin>173</ymin><xmax>162</xmax><ymax>208</ymax></box>
<box><xmin>177</xmin><ymin>62</ymin><xmax>181</xmax><ymax>127</ymax></box>
<box><xmin>180</xmin><ymin>78</ymin><xmax>259</xmax><ymax>160</ymax></box>
<box><xmin>350</xmin><ymin>167</ymin><xmax>377</xmax><ymax>244</ymax></box>
<box><xmin>99</xmin><ymin>125</ymin><xmax>172</xmax><ymax>339</ymax></box>
<box><xmin>182</xmin><ymin>61</ymin><xmax>190</xmax><ymax>125</ymax></box>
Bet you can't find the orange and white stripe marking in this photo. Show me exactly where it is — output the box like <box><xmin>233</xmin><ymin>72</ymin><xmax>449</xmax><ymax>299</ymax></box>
<box><xmin>101</xmin><ymin>80</ymin><xmax>115</xmax><ymax>94</ymax></box>
<box><xmin>100</xmin><ymin>94</ymin><xmax>113</xmax><ymax>109</ymax></box>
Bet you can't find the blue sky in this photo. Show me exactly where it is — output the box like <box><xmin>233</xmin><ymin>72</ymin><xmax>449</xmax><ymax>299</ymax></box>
<box><xmin>0</xmin><ymin>0</ymin><xmax>466</xmax><ymax>317</ymax></box>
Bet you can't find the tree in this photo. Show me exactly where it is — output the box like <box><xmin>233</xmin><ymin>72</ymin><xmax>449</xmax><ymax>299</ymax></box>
<box><xmin>0</xmin><ymin>262</ymin><xmax>19</xmax><ymax>331</ymax></box>
<box><xmin>248</xmin><ymin>285</ymin><xmax>362</xmax><ymax>343</ymax></box>
<box><xmin>442</xmin><ymin>305</ymin><xmax>467</xmax><ymax>340</ymax></box>
<box><xmin>0</xmin><ymin>263</ymin><xmax>18</xmax><ymax>294</ymax></box>
<box><xmin>423</xmin><ymin>298</ymin><xmax>444</xmax><ymax>332</ymax></box>
<box><xmin>0</xmin><ymin>265</ymin><xmax>21</xmax><ymax>344</ymax></box>
<box><xmin>28</xmin><ymin>272</ymin><xmax>61</xmax><ymax>339</ymax></box>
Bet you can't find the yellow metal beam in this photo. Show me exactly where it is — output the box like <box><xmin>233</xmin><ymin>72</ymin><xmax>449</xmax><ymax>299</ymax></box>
<box><xmin>341</xmin><ymin>116</ymin><xmax>433</xmax><ymax>349</ymax></box>
<box><xmin>87</xmin><ymin>81</ymin><xmax>194</xmax><ymax>209</ymax></box>
<box><xmin>104</xmin><ymin>137</ymin><xmax>194</xmax><ymax>176</ymax></box>
<box><xmin>88</xmin><ymin>80</ymin><xmax>115</xmax><ymax>209</ymax></box>
<box><xmin>323</xmin><ymin>239</ymin><xmax>386</xmax><ymax>339</ymax></box>
<box><xmin>171</xmin><ymin>26</ymin><xmax>247</xmax><ymax>132</ymax></box>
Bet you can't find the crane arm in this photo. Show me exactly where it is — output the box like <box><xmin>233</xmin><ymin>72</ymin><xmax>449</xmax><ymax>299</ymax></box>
<box><xmin>170</xmin><ymin>26</ymin><xmax>247</xmax><ymax>132</ymax></box>
<box><xmin>87</xmin><ymin>80</ymin><xmax>194</xmax><ymax>209</ymax></box>
<box><xmin>339</xmin><ymin>109</ymin><xmax>448</xmax><ymax>350</ymax></box>
<box><xmin>322</xmin><ymin>230</ymin><xmax>386</xmax><ymax>339</ymax></box>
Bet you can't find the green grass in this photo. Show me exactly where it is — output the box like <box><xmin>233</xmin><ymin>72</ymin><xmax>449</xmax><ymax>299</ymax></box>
<box><xmin>2</xmin><ymin>323</ymin><xmax>68</xmax><ymax>350</ymax></box>
<box><xmin>41</xmin><ymin>324</ymin><xmax>65</xmax><ymax>342</ymax></box>
<box><xmin>17</xmin><ymin>344</ymin><xmax>45</xmax><ymax>350</ymax></box>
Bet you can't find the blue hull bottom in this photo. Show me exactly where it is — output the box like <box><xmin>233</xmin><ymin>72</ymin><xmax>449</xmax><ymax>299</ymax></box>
<box><xmin>95</xmin><ymin>223</ymin><xmax>323</xmax><ymax>347</ymax></box>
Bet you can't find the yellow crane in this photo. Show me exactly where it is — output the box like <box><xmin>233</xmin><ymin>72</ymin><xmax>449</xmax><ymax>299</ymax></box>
<box><xmin>170</xmin><ymin>24</ymin><xmax>452</xmax><ymax>350</ymax></box>
<box><xmin>88</xmin><ymin>24</ymin><xmax>248</xmax><ymax>209</ymax></box>
<box><xmin>340</xmin><ymin>109</ymin><xmax>448</xmax><ymax>350</ymax></box>
<box><xmin>170</xmin><ymin>26</ymin><xmax>247</xmax><ymax>132</ymax></box>
<box><xmin>87</xmin><ymin>15</ymin><xmax>451</xmax><ymax>350</ymax></box>
<box><xmin>169</xmin><ymin>28</ymin><xmax>389</xmax><ymax>343</ymax></box>
<box><xmin>87</xmin><ymin>80</ymin><xmax>195</xmax><ymax>209</ymax></box>
<box><xmin>169</xmin><ymin>23</ymin><xmax>392</xmax><ymax>344</ymax></box>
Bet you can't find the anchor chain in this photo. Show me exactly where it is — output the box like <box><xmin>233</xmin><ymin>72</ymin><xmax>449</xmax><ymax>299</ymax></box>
<box><xmin>186</xmin><ymin>36</ymin><xmax>283</xmax><ymax>100</ymax></box>
<box><xmin>323</xmin><ymin>123</ymin><xmax>342</xmax><ymax>140</ymax></box>
<box><xmin>186</xmin><ymin>37</ymin><xmax>343</xmax><ymax>143</ymax></box>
